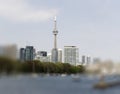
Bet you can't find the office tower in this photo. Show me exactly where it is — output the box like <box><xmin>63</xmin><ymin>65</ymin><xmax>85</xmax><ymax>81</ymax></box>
<box><xmin>25</xmin><ymin>46</ymin><xmax>34</xmax><ymax>61</ymax></box>
<box><xmin>64</xmin><ymin>46</ymin><xmax>79</xmax><ymax>66</ymax></box>
<box><xmin>51</xmin><ymin>17</ymin><xmax>58</xmax><ymax>63</ymax></box>
<box><xmin>82</xmin><ymin>55</ymin><xmax>86</xmax><ymax>64</ymax></box>
<box><xmin>19</xmin><ymin>46</ymin><xmax>35</xmax><ymax>62</ymax></box>
<box><xmin>20</xmin><ymin>48</ymin><xmax>25</xmax><ymax>62</ymax></box>
<box><xmin>0</xmin><ymin>44</ymin><xmax>17</xmax><ymax>60</ymax></box>
<box><xmin>58</xmin><ymin>49</ymin><xmax>62</xmax><ymax>62</ymax></box>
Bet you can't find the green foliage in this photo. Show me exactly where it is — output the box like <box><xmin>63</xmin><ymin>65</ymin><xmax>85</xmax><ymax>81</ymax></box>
<box><xmin>0</xmin><ymin>57</ymin><xmax>85</xmax><ymax>74</ymax></box>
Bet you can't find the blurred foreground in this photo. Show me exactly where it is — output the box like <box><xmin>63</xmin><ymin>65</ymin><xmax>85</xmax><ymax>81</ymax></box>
<box><xmin>86</xmin><ymin>60</ymin><xmax>120</xmax><ymax>75</ymax></box>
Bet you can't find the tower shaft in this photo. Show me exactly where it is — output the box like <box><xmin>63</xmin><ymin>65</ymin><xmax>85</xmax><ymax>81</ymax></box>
<box><xmin>51</xmin><ymin>16</ymin><xmax>58</xmax><ymax>63</ymax></box>
<box><xmin>54</xmin><ymin>35</ymin><xmax>57</xmax><ymax>48</ymax></box>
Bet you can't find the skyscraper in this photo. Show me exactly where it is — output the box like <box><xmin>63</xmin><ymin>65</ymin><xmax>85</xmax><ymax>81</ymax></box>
<box><xmin>51</xmin><ymin>17</ymin><xmax>58</xmax><ymax>63</ymax></box>
<box><xmin>58</xmin><ymin>49</ymin><xmax>62</xmax><ymax>62</ymax></box>
<box><xmin>20</xmin><ymin>46</ymin><xmax>34</xmax><ymax>62</ymax></box>
<box><xmin>25</xmin><ymin>46</ymin><xmax>34</xmax><ymax>61</ymax></box>
<box><xmin>64</xmin><ymin>46</ymin><xmax>79</xmax><ymax>66</ymax></box>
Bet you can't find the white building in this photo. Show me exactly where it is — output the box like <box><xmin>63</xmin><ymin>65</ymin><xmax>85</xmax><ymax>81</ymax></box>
<box><xmin>35</xmin><ymin>55</ymin><xmax>48</xmax><ymax>62</ymax></box>
<box><xmin>64</xmin><ymin>46</ymin><xmax>79</xmax><ymax>66</ymax></box>
<box><xmin>47</xmin><ymin>53</ymin><xmax>52</xmax><ymax>62</ymax></box>
<box><xmin>58</xmin><ymin>49</ymin><xmax>62</xmax><ymax>62</ymax></box>
<box><xmin>35</xmin><ymin>51</ymin><xmax>48</xmax><ymax>62</ymax></box>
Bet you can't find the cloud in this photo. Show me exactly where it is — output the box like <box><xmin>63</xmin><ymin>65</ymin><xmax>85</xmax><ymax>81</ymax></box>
<box><xmin>0</xmin><ymin>0</ymin><xmax>58</xmax><ymax>22</ymax></box>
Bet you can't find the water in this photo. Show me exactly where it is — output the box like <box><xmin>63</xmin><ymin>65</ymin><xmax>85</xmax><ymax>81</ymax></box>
<box><xmin>0</xmin><ymin>74</ymin><xmax>120</xmax><ymax>94</ymax></box>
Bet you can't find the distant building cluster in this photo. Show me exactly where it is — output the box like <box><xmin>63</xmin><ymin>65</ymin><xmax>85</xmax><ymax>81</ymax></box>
<box><xmin>19</xmin><ymin>45</ymin><xmax>100</xmax><ymax>66</ymax></box>
<box><xmin>0</xmin><ymin>44</ymin><xmax>98</xmax><ymax>66</ymax></box>
<box><xmin>81</xmin><ymin>55</ymin><xmax>91</xmax><ymax>65</ymax></box>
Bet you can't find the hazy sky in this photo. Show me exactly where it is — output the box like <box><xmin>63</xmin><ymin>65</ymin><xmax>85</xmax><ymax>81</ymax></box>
<box><xmin>0</xmin><ymin>0</ymin><xmax>120</xmax><ymax>62</ymax></box>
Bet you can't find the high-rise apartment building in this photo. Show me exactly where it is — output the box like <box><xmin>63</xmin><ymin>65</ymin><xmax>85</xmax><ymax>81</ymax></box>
<box><xmin>64</xmin><ymin>46</ymin><xmax>79</xmax><ymax>66</ymax></box>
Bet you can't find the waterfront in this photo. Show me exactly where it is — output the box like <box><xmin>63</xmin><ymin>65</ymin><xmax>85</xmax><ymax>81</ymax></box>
<box><xmin>0</xmin><ymin>74</ymin><xmax>120</xmax><ymax>94</ymax></box>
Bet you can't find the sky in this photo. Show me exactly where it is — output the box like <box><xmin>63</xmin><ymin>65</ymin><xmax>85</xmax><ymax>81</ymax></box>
<box><xmin>0</xmin><ymin>0</ymin><xmax>120</xmax><ymax>62</ymax></box>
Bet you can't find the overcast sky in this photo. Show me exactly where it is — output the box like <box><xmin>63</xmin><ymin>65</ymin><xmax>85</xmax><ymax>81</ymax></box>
<box><xmin>0</xmin><ymin>0</ymin><xmax>120</xmax><ymax>62</ymax></box>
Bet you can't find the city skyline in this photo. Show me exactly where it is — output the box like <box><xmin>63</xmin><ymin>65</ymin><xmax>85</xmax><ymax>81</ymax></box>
<box><xmin>1</xmin><ymin>0</ymin><xmax>120</xmax><ymax>62</ymax></box>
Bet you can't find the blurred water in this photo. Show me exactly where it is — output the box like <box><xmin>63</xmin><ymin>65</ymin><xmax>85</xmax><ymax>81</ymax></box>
<box><xmin>0</xmin><ymin>74</ymin><xmax>120</xmax><ymax>94</ymax></box>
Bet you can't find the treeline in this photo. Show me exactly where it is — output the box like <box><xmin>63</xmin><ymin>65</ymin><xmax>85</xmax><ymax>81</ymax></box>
<box><xmin>0</xmin><ymin>57</ymin><xmax>85</xmax><ymax>74</ymax></box>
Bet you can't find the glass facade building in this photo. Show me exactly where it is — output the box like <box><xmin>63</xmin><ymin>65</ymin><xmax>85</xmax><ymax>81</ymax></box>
<box><xmin>19</xmin><ymin>46</ymin><xmax>34</xmax><ymax>62</ymax></box>
<box><xmin>25</xmin><ymin>46</ymin><xmax>34</xmax><ymax>61</ymax></box>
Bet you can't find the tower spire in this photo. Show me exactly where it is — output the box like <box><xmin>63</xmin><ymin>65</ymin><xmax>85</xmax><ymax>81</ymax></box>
<box><xmin>54</xmin><ymin>16</ymin><xmax>57</xmax><ymax>31</ymax></box>
<box><xmin>53</xmin><ymin>16</ymin><xmax>58</xmax><ymax>33</ymax></box>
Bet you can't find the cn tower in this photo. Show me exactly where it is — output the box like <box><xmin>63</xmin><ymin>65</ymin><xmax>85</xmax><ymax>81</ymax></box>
<box><xmin>51</xmin><ymin>16</ymin><xmax>58</xmax><ymax>63</ymax></box>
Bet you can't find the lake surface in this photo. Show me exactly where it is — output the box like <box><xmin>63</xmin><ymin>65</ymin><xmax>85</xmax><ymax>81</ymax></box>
<box><xmin>0</xmin><ymin>74</ymin><xmax>120</xmax><ymax>94</ymax></box>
